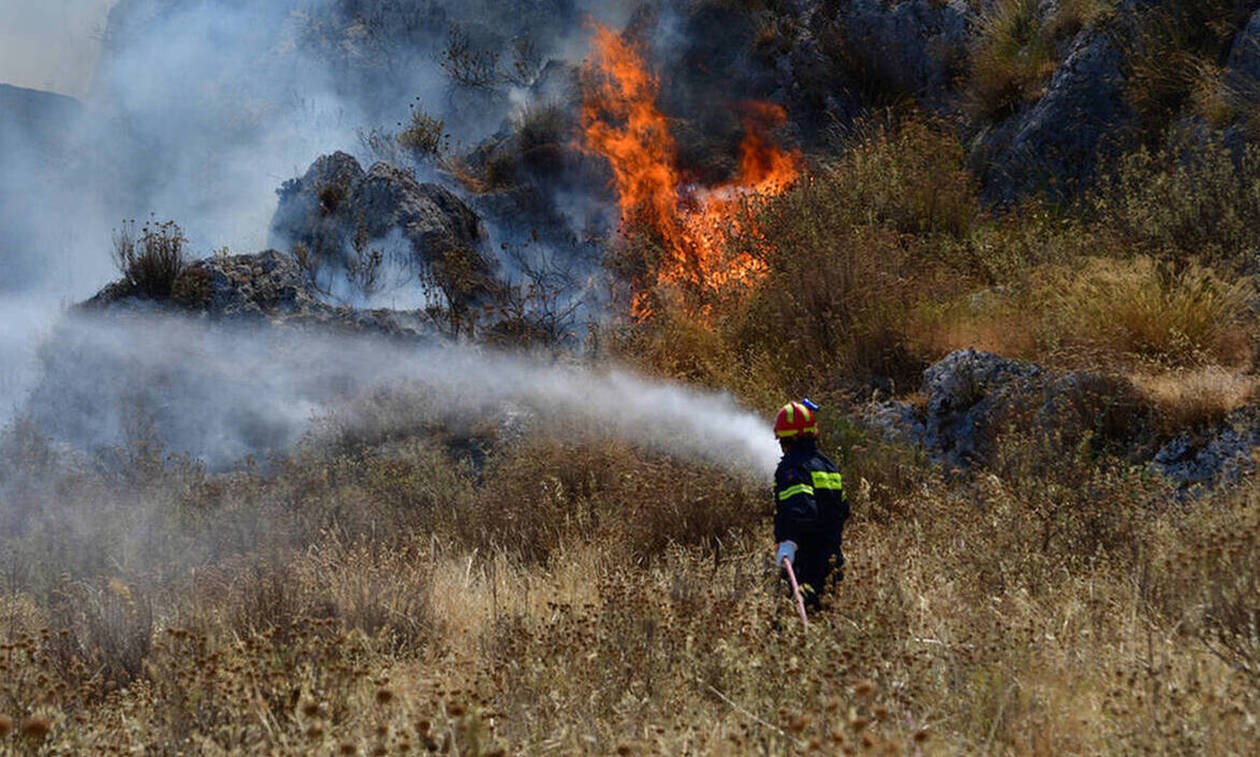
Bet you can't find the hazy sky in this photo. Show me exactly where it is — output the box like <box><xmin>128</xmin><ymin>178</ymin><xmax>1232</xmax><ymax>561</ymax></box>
<box><xmin>0</xmin><ymin>0</ymin><xmax>117</xmax><ymax>97</ymax></box>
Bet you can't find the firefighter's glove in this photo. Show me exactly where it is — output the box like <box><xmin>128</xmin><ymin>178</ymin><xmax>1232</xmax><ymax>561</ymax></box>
<box><xmin>775</xmin><ymin>540</ymin><xmax>797</xmax><ymax>567</ymax></box>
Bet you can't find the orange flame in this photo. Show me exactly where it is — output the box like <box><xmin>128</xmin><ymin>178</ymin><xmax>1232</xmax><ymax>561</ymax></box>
<box><xmin>581</xmin><ymin>24</ymin><xmax>800</xmax><ymax>319</ymax></box>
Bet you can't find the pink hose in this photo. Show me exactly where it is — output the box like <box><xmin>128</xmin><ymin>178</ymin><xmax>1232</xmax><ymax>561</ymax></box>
<box><xmin>782</xmin><ymin>557</ymin><xmax>809</xmax><ymax>629</ymax></box>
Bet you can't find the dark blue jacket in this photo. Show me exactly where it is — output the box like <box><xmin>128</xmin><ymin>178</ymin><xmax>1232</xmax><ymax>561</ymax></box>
<box><xmin>773</xmin><ymin>437</ymin><xmax>848</xmax><ymax>546</ymax></box>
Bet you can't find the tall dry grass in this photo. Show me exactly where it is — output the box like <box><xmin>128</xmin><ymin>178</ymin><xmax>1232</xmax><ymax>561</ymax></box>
<box><xmin>1</xmin><ymin>388</ymin><xmax>1257</xmax><ymax>752</ymax></box>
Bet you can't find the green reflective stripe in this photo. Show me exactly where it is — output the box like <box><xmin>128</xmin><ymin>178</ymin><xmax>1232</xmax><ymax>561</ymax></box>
<box><xmin>778</xmin><ymin>483</ymin><xmax>814</xmax><ymax>501</ymax></box>
<box><xmin>811</xmin><ymin>471</ymin><xmax>844</xmax><ymax>491</ymax></box>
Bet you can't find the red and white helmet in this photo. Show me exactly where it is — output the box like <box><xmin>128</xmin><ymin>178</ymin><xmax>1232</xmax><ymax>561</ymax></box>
<box><xmin>773</xmin><ymin>401</ymin><xmax>818</xmax><ymax>439</ymax></box>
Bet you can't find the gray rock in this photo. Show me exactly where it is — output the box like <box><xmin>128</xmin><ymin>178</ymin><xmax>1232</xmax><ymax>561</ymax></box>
<box><xmin>271</xmin><ymin>153</ymin><xmax>501</xmax><ymax>308</ymax></box>
<box><xmin>861</xmin><ymin>348</ymin><xmax>1255</xmax><ymax>491</ymax></box>
<box><xmin>345</xmin><ymin>162</ymin><xmax>487</xmax><ymax>264</ymax></box>
<box><xmin>1225</xmin><ymin>10</ymin><xmax>1260</xmax><ymax>101</ymax></box>
<box><xmin>1152</xmin><ymin>409</ymin><xmax>1260</xmax><ymax>488</ymax></box>
<box><xmin>175</xmin><ymin>250</ymin><xmax>318</xmax><ymax>317</ymax></box>
<box><xmin>862</xmin><ymin>400</ymin><xmax>927</xmax><ymax>447</ymax></box>
<box><xmin>838</xmin><ymin>0</ymin><xmax>971</xmax><ymax>101</ymax></box>
<box><xmin>85</xmin><ymin>249</ymin><xmax>430</xmax><ymax>339</ymax></box>
<box><xmin>921</xmin><ymin>349</ymin><xmax>1044</xmax><ymax>466</ymax></box>
<box><xmin>973</xmin><ymin>28</ymin><xmax>1131</xmax><ymax>203</ymax></box>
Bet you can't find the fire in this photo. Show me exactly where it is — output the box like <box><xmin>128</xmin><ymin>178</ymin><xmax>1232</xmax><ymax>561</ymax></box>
<box><xmin>581</xmin><ymin>25</ymin><xmax>800</xmax><ymax>319</ymax></box>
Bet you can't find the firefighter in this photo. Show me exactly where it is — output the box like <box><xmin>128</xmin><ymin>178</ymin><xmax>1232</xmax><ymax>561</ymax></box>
<box><xmin>773</xmin><ymin>400</ymin><xmax>849</xmax><ymax>612</ymax></box>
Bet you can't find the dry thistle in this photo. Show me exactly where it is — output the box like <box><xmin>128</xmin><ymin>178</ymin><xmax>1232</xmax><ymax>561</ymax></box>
<box><xmin>376</xmin><ymin>687</ymin><xmax>395</xmax><ymax>705</ymax></box>
<box><xmin>19</xmin><ymin>716</ymin><xmax>52</xmax><ymax>740</ymax></box>
<box><xmin>853</xmin><ymin>679</ymin><xmax>878</xmax><ymax>700</ymax></box>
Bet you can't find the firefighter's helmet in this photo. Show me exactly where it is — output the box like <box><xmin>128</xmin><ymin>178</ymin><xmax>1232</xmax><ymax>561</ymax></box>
<box><xmin>773</xmin><ymin>401</ymin><xmax>818</xmax><ymax>439</ymax></box>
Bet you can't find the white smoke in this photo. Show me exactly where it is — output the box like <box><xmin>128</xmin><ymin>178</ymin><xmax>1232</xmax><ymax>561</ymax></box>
<box><xmin>1</xmin><ymin>1</ymin><xmax>782</xmax><ymax>480</ymax></box>
<box><xmin>24</xmin><ymin>313</ymin><xmax>780</xmax><ymax>476</ymax></box>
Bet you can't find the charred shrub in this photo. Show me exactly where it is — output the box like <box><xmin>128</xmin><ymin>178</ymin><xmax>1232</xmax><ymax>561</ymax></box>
<box><xmin>513</xmin><ymin>101</ymin><xmax>570</xmax><ymax>177</ymax></box>
<box><xmin>317</xmin><ymin>183</ymin><xmax>345</xmax><ymax>214</ymax></box>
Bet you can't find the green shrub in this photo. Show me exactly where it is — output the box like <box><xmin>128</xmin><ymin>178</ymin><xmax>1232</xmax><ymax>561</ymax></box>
<box><xmin>683</xmin><ymin>115</ymin><xmax>989</xmax><ymax>387</ymax></box>
<box><xmin>826</xmin><ymin>113</ymin><xmax>983</xmax><ymax>239</ymax></box>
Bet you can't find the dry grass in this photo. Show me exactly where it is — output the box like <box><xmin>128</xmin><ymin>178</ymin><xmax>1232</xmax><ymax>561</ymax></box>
<box><xmin>8</xmin><ymin>12</ymin><xmax>1260</xmax><ymax>746</ymax></box>
<box><xmin>1</xmin><ymin>387</ymin><xmax>1257</xmax><ymax>752</ymax></box>
<box><xmin>1133</xmin><ymin>366</ymin><xmax>1260</xmax><ymax>432</ymax></box>
<box><xmin>1040</xmin><ymin>257</ymin><xmax>1255</xmax><ymax>368</ymax></box>
<box><xmin>965</xmin><ymin>0</ymin><xmax>1059</xmax><ymax>121</ymax></box>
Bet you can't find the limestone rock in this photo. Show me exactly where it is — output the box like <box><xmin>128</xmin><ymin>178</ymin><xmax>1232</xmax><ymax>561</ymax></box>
<box><xmin>974</xmin><ymin>28</ymin><xmax>1131</xmax><ymax>203</ymax></box>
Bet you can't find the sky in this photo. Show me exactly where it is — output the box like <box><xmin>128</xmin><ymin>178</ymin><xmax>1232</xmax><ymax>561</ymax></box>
<box><xmin>0</xmin><ymin>0</ymin><xmax>117</xmax><ymax>97</ymax></box>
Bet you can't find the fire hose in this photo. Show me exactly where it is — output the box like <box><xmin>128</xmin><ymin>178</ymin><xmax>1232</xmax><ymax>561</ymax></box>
<box><xmin>782</xmin><ymin>556</ymin><xmax>809</xmax><ymax>629</ymax></box>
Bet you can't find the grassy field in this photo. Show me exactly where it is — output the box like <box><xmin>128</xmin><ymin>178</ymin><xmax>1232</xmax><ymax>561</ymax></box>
<box><xmin>0</xmin><ymin>380</ymin><xmax>1257</xmax><ymax>753</ymax></box>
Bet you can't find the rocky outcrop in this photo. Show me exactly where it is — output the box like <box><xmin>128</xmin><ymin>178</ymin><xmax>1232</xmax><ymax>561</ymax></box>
<box><xmin>1152</xmin><ymin>409</ymin><xmax>1260</xmax><ymax>489</ymax></box>
<box><xmin>972</xmin><ymin>28</ymin><xmax>1131</xmax><ymax>203</ymax></box>
<box><xmin>1225</xmin><ymin>10</ymin><xmax>1260</xmax><ymax>101</ymax></box>
<box><xmin>837</xmin><ymin>0</ymin><xmax>971</xmax><ymax>103</ymax></box>
<box><xmin>864</xmin><ymin>349</ymin><xmax>1258</xmax><ymax>490</ymax></box>
<box><xmin>84</xmin><ymin>250</ymin><xmax>430</xmax><ymax>338</ymax></box>
<box><xmin>271</xmin><ymin>153</ymin><xmax>500</xmax><ymax>307</ymax></box>
<box><xmin>765</xmin><ymin>0</ymin><xmax>971</xmax><ymax>130</ymax></box>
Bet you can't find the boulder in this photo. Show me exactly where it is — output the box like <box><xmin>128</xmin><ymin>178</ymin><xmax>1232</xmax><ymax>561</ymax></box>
<box><xmin>85</xmin><ymin>249</ymin><xmax>428</xmax><ymax>338</ymax></box>
<box><xmin>171</xmin><ymin>249</ymin><xmax>319</xmax><ymax>317</ymax></box>
<box><xmin>920</xmin><ymin>349</ymin><xmax>1044</xmax><ymax>467</ymax></box>
<box><xmin>346</xmin><ymin>162</ymin><xmax>486</xmax><ymax>261</ymax></box>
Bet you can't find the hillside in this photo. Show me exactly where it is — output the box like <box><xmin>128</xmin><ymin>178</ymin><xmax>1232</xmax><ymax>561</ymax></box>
<box><xmin>1</xmin><ymin>0</ymin><xmax>1258</xmax><ymax>753</ymax></box>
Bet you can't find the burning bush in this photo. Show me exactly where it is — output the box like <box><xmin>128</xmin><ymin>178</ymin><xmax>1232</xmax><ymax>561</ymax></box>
<box><xmin>580</xmin><ymin>24</ymin><xmax>801</xmax><ymax>321</ymax></box>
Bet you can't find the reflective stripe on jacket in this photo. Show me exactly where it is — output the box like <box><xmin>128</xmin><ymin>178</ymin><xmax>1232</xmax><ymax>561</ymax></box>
<box><xmin>774</xmin><ymin>438</ymin><xmax>849</xmax><ymax>546</ymax></box>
